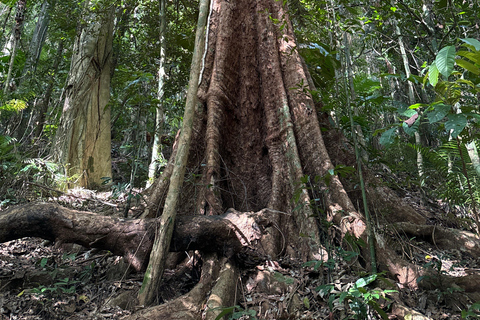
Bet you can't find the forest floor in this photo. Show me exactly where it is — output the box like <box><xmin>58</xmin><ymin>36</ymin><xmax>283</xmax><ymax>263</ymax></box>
<box><xmin>0</xmin><ymin>187</ymin><xmax>479</xmax><ymax>319</ymax></box>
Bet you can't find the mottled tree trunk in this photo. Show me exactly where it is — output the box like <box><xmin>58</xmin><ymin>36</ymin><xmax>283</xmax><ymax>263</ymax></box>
<box><xmin>21</xmin><ymin>0</ymin><xmax>50</xmax><ymax>85</ymax></box>
<box><xmin>52</xmin><ymin>3</ymin><xmax>114</xmax><ymax>189</ymax></box>
<box><xmin>3</xmin><ymin>0</ymin><xmax>26</xmax><ymax>95</ymax></box>
<box><xmin>146</xmin><ymin>0</ymin><xmax>167</xmax><ymax>188</ymax></box>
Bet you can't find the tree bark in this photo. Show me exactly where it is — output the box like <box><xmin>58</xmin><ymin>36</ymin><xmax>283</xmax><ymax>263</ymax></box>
<box><xmin>0</xmin><ymin>203</ymin><xmax>266</xmax><ymax>271</ymax></box>
<box><xmin>20</xmin><ymin>0</ymin><xmax>50</xmax><ymax>85</ymax></box>
<box><xmin>3</xmin><ymin>0</ymin><xmax>26</xmax><ymax>95</ymax></box>
<box><xmin>51</xmin><ymin>3</ymin><xmax>114</xmax><ymax>189</ymax></box>
<box><xmin>146</xmin><ymin>0</ymin><xmax>167</xmax><ymax>188</ymax></box>
<box><xmin>137</xmin><ymin>0</ymin><xmax>209</xmax><ymax>306</ymax></box>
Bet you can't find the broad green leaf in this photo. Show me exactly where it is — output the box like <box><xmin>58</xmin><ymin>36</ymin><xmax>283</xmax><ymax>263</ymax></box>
<box><xmin>457</xmin><ymin>51</ymin><xmax>480</xmax><ymax>65</ymax></box>
<box><xmin>461</xmin><ymin>38</ymin><xmax>480</xmax><ymax>51</ymax></box>
<box><xmin>402</xmin><ymin>119</ymin><xmax>419</xmax><ymax>136</ymax></box>
<box><xmin>355</xmin><ymin>274</ymin><xmax>377</xmax><ymax>288</ymax></box>
<box><xmin>445</xmin><ymin>114</ymin><xmax>467</xmax><ymax>138</ymax></box>
<box><xmin>426</xmin><ymin>104</ymin><xmax>451</xmax><ymax>123</ymax></box>
<box><xmin>379</xmin><ymin>127</ymin><xmax>396</xmax><ymax>146</ymax></box>
<box><xmin>455</xmin><ymin>59</ymin><xmax>480</xmax><ymax>75</ymax></box>
<box><xmin>435</xmin><ymin>46</ymin><xmax>456</xmax><ymax>78</ymax></box>
<box><xmin>428</xmin><ymin>61</ymin><xmax>439</xmax><ymax>86</ymax></box>
<box><xmin>401</xmin><ymin>108</ymin><xmax>417</xmax><ymax>117</ymax></box>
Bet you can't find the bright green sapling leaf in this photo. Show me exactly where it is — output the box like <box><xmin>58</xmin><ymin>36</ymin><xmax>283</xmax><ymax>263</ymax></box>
<box><xmin>456</xmin><ymin>59</ymin><xmax>480</xmax><ymax>75</ymax></box>
<box><xmin>435</xmin><ymin>46</ymin><xmax>456</xmax><ymax>79</ymax></box>
<box><xmin>428</xmin><ymin>61</ymin><xmax>439</xmax><ymax>86</ymax></box>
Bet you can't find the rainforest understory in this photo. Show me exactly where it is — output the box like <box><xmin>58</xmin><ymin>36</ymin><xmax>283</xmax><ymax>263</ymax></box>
<box><xmin>1</xmin><ymin>0</ymin><xmax>480</xmax><ymax>319</ymax></box>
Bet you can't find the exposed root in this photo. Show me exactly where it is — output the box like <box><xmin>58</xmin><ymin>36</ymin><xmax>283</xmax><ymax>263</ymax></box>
<box><xmin>124</xmin><ymin>254</ymin><xmax>220</xmax><ymax>320</ymax></box>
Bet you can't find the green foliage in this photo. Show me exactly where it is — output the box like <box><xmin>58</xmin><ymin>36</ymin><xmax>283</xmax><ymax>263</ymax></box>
<box><xmin>0</xmin><ymin>99</ymin><xmax>27</xmax><ymax>112</ymax></box>
<box><xmin>299</xmin><ymin>42</ymin><xmax>339</xmax><ymax>92</ymax></box>
<box><xmin>27</xmin><ymin>254</ymin><xmax>96</xmax><ymax>298</ymax></box>
<box><xmin>30</xmin><ymin>277</ymin><xmax>78</xmax><ymax>296</ymax></box>
<box><xmin>315</xmin><ymin>273</ymin><xmax>396</xmax><ymax>320</ymax></box>
<box><xmin>462</xmin><ymin>301</ymin><xmax>480</xmax><ymax>319</ymax></box>
<box><xmin>435</xmin><ymin>46</ymin><xmax>456</xmax><ymax>79</ymax></box>
<box><xmin>214</xmin><ymin>305</ymin><xmax>257</xmax><ymax>320</ymax></box>
<box><xmin>409</xmin><ymin>141</ymin><xmax>480</xmax><ymax>226</ymax></box>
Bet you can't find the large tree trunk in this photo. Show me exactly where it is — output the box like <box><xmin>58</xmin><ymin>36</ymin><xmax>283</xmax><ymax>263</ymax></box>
<box><xmin>141</xmin><ymin>0</ymin><xmax>367</xmax><ymax>316</ymax></box>
<box><xmin>51</xmin><ymin>3</ymin><xmax>114</xmax><ymax>189</ymax></box>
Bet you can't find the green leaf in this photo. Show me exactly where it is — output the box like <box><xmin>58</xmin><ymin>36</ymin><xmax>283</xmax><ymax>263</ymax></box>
<box><xmin>315</xmin><ymin>284</ymin><xmax>334</xmax><ymax>297</ymax></box>
<box><xmin>214</xmin><ymin>306</ymin><xmax>237</xmax><ymax>320</ymax></box>
<box><xmin>402</xmin><ymin>119</ymin><xmax>419</xmax><ymax>136</ymax></box>
<box><xmin>40</xmin><ymin>257</ymin><xmax>48</xmax><ymax>268</ymax></box>
<box><xmin>456</xmin><ymin>58</ymin><xmax>480</xmax><ymax>75</ymax></box>
<box><xmin>426</xmin><ymin>104</ymin><xmax>451</xmax><ymax>123</ymax></box>
<box><xmin>303</xmin><ymin>297</ymin><xmax>310</xmax><ymax>309</ymax></box>
<box><xmin>445</xmin><ymin>114</ymin><xmax>467</xmax><ymax>138</ymax></box>
<box><xmin>408</xmin><ymin>103</ymin><xmax>426</xmax><ymax>109</ymax></box>
<box><xmin>379</xmin><ymin>127</ymin><xmax>396</xmax><ymax>147</ymax></box>
<box><xmin>401</xmin><ymin>108</ymin><xmax>417</xmax><ymax>117</ymax></box>
<box><xmin>428</xmin><ymin>61</ymin><xmax>439</xmax><ymax>86</ymax></box>
<box><xmin>370</xmin><ymin>301</ymin><xmax>389</xmax><ymax>319</ymax></box>
<box><xmin>457</xmin><ymin>51</ymin><xmax>480</xmax><ymax>65</ymax></box>
<box><xmin>355</xmin><ymin>274</ymin><xmax>377</xmax><ymax>288</ymax></box>
<box><xmin>435</xmin><ymin>46</ymin><xmax>456</xmax><ymax>78</ymax></box>
<box><xmin>460</xmin><ymin>38</ymin><xmax>480</xmax><ymax>51</ymax></box>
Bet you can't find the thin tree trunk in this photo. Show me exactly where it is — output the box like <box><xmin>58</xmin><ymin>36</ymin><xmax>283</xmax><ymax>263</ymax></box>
<box><xmin>0</xmin><ymin>5</ymin><xmax>12</xmax><ymax>50</ymax></box>
<box><xmin>146</xmin><ymin>0</ymin><xmax>167</xmax><ymax>188</ymax></box>
<box><xmin>34</xmin><ymin>40</ymin><xmax>63</xmax><ymax>138</ymax></box>
<box><xmin>393</xmin><ymin>10</ymin><xmax>424</xmax><ymax>186</ymax></box>
<box><xmin>137</xmin><ymin>0</ymin><xmax>209</xmax><ymax>307</ymax></box>
<box><xmin>3</xmin><ymin>0</ymin><xmax>26</xmax><ymax>95</ymax></box>
<box><xmin>20</xmin><ymin>0</ymin><xmax>50</xmax><ymax>87</ymax></box>
<box><xmin>467</xmin><ymin>141</ymin><xmax>480</xmax><ymax>179</ymax></box>
<box><xmin>343</xmin><ymin>32</ymin><xmax>368</xmax><ymax>163</ymax></box>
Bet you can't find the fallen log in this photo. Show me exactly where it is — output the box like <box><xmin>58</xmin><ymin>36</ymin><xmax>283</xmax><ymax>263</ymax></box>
<box><xmin>0</xmin><ymin>203</ymin><xmax>265</xmax><ymax>271</ymax></box>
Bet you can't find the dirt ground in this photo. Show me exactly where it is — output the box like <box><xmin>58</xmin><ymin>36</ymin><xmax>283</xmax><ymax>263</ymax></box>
<box><xmin>0</xmin><ymin>190</ymin><xmax>479</xmax><ymax>319</ymax></box>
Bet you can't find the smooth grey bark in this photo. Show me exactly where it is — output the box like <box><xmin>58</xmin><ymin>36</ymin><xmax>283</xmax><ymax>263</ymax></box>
<box><xmin>0</xmin><ymin>5</ymin><xmax>12</xmax><ymax>50</ymax></box>
<box><xmin>20</xmin><ymin>0</ymin><xmax>50</xmax><ymax>85</ymax></box>
<box><xmin>146</xmin><ymin>0</ymin><xmax>167</xmax><ymax>187</ymax></box>
<box><xmin>51</xmin><ymin>3</ymin><xmax>114</xmax><ymax>189</ymax></box>
<box><xmin>3</xmin><ymin>0</ymin><xmax>26</xmax><ymax>95</ymax></box>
